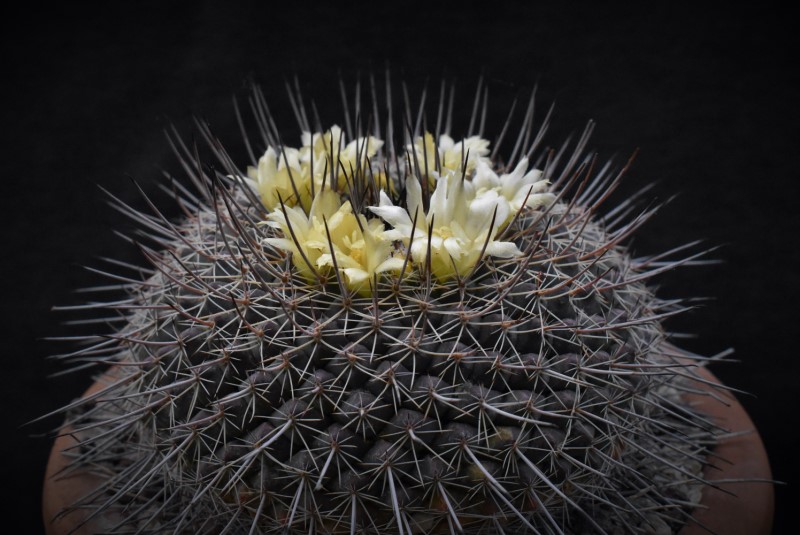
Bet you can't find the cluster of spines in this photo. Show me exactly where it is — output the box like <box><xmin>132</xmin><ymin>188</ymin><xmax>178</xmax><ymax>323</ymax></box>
<box><xmin>45</xmin><ymin>75</ymin><xmax>722</xmax><ymax>535</ymax></box>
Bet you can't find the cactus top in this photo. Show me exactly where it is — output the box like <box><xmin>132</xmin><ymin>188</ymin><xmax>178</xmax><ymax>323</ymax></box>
<box><xmin>246</xmin><ymin>127</ymin><xmax>556</xmax><ymax>290</ymax></box>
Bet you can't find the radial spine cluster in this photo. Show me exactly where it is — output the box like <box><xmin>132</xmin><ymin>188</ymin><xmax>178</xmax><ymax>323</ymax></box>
<box><xmin>48</xmin><ymin>77</ymin><xmax>721</xmax><ymax>535</ymax></box>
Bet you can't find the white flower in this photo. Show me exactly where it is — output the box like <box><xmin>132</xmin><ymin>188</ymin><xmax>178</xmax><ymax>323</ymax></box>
<box><xmin>408</xmin><ymin>133</ymin><xmax>491</xmax><ymax>183</ymax></box>
<box><xmin>472</xmin><ymin>158</ymin><xmax>555</xmax><ymax>224</ymax></box>
<box><xmin>370</xmin><ymin>170</ymin><xmax>522</xmax><ymax>281</ymax></box>
<box><xmin>300</xmin><ymin>125</ymin><xmax>384</xmax><ymax>195</ymax></box>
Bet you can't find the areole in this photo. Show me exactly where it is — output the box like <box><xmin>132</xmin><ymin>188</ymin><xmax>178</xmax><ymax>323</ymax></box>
<box><xmin>43</xmin><ymin>366</ymin><xmax>774</xmax><ymax>534</ymax></box>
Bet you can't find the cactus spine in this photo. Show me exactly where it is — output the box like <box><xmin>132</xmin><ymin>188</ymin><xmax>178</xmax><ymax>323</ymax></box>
<box><xmin>47</xmin><ymin>78</ymin><xmax>722</xmax><ymax>534</ymax></box>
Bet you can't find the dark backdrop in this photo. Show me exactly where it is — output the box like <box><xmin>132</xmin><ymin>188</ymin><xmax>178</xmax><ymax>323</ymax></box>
<box><xmin>3</xmin><ymin>3</ymin><xmax>796</xmax><ymax>533</ymax></box>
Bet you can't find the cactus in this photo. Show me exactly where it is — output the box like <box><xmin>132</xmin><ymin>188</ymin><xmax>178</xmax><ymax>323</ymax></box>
<box><xmin>46</xmin><ymin>77</ymin><xmax>724</xmax><ymax>535</ymax></box>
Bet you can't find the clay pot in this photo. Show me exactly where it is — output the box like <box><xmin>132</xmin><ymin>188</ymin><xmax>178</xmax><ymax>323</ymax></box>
<box><xmin>678</xmin><ymin>366</ymin><xmax>774</xmax><ymax>535</ymax></box>
<box><xmin>43</xmin><ymin>366</ymin><xmax>774</xmax><ymax>535</ymax></box>
<box><xmin>42</xmin><ymin>371</ymin><xmax>125</xmax><ymax>535</ymax></box>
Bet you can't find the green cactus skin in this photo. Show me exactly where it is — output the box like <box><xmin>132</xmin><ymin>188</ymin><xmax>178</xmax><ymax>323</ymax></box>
<box><xmin>46</xmin><ymin>78</ymin><xmax>724</xmax><ymax>535</ymax></box>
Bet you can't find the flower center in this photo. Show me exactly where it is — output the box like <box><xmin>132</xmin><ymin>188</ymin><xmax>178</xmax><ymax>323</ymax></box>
<box><xmin>435</xmin><ymin>226</ymin><xmax>455</xmax><ymax>240</ymax></box>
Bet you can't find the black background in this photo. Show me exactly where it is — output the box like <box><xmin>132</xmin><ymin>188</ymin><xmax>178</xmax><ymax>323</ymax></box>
<box><xmin>3</xmin><ymin>2</ymin><xmax>796</xmax><ymax>533</ymax></box>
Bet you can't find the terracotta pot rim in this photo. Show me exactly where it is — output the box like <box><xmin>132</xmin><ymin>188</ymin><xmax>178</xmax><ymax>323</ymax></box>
<box><xmin>677</xmin><ymin>365</ymin><xmax>774</xmax><ymax>535</ymax></box>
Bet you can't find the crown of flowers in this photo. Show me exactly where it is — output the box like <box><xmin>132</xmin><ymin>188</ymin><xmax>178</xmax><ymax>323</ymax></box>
<box><xmin>244</xmin><ymin>127</ymin><xmax>555</xmax><ymax>293</ymax></box>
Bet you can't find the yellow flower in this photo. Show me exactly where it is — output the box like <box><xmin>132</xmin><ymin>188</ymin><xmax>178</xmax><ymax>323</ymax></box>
<box><xmin>317</xmin><ymin>210</ymin><xmax>406</xmax><ymax>293</ymax></box>
<box><xmin>265</xmin><ymin>189</ymin><xmax>403</xmax><ymax>292</ymax></box>
<box><xmin>247</xmin><ymin>126</ymin><xmax>384</xmax><ymax>213</ymax></box>
<box><xmin>264</xmin><ymin>188</ymin><xmax>340</xmax><ymax>280</ymax></box>
<box><xmin>247</xmin><ymin>146</ymin><xmax>310</xmax><ymax>211</ymax></box>
<box><xmin>256</xmin><ymin>126</ymin><xmax>549</xmax><ymax>289</ymax></box>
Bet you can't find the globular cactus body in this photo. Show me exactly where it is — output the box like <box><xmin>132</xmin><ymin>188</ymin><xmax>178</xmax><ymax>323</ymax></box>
<box><xmin>49</xmin><ymin>79</ymin><xmax>719</xmax><ymax>535</ymax></box>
